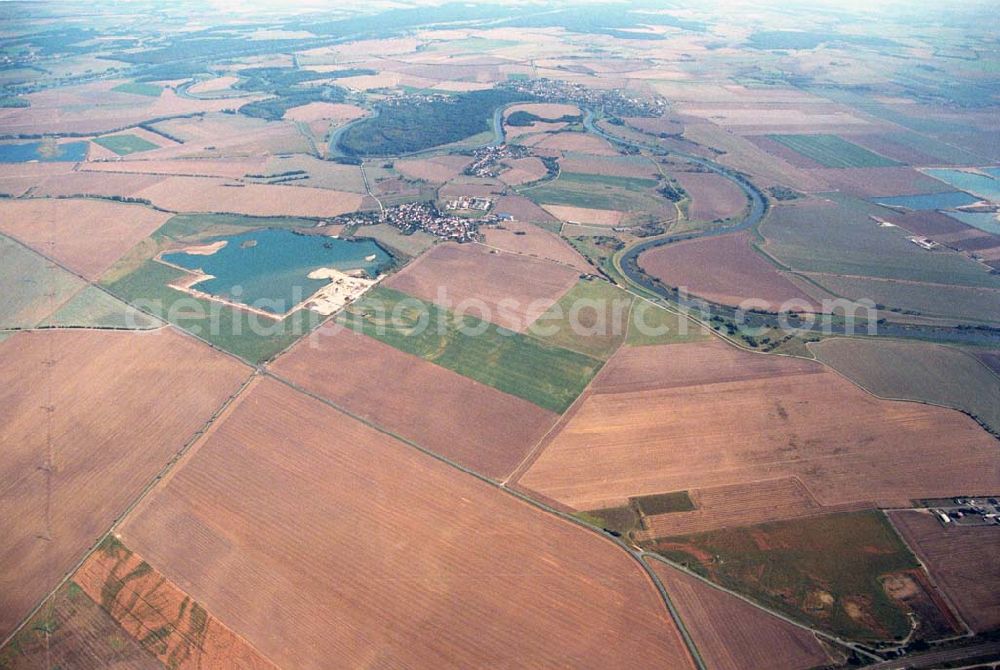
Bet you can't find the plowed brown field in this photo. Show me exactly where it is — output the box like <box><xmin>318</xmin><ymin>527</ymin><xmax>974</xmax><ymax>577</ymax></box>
<box><xmin>384</xmin><ymin>242</ymin><xmax>579</xmax><ymax>332</ymax></box>
<box><xmin>271</xmin><ymin>326</ymin><xmax>558</xmax><ymax>478</ymax></box>
<box><xmin>395</xmin><ymin>155</ymin><xmax>473</xmax><ymax>183</ymax></box>
<box><xmin>517</xmin><ymin>340</ymin><xmax>1000</xmax><ymax>511</ymax></box>
<box><xmin>638</xmin><ymin>233</ymin><xmax>819</xmax><ymax>311</ymax></box>
<box><xmin>889</xmin><ymin>511</ymin><xmax>1000</xmax><ymax>633</ymax></box>
<box><xmin>118</xmin><ymin>378</ymin><xmax>696</xmax><ymax>670</ymax></box>
<box><xmin>0</xmin><ymin>329</ymin><xmax>249</xmax><ymax>639</ymax></box>
<box><xmin>74</xmin><ymin>538</ymin><xmax>278</xmax><ymax>669</ymax></box>
<box><xmin>0</xmin><ymin>198</ymin><xmax>170</xmax><ymax>279</ymax></box>
<box><xmin>668</xmin><ymin>170</ymin><xmax>746</xmax><ymax>221</ymax></box>
<box><xmin>651</xmin><ymin>560</ymin><xmax>831</xmax><ymax>670</ymax></box>
<box><xmin>481</xmin><ymin>220</ymin><xmax>591</xmax><ymax>272</ymax></box>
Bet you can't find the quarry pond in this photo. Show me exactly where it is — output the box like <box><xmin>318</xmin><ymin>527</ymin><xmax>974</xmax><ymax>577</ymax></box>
<box><xmin>160</xmin><ymin>228</ymin><xmax>392</xmax><ymax>315</ymax></box>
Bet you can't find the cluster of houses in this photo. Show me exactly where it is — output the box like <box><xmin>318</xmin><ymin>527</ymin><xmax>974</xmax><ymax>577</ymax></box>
<box><xmin>328</xmin><ymin>201</ymin><xmax>500</xmax><ymax>243</ymax></box>
<box><xmin>501</xmin><ymin>77</ymin><xmax>666</xmax><ymax>117</ymax></box>
<box><xmin>464</xmin><ymin>143</ymin><xmax>531</xmax><ymax>178</ymax></box>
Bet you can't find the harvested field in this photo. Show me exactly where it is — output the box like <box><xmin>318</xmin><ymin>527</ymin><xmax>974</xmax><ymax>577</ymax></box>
<box><xmin>134</xmin><ymin>177</ymin><xmax>363</xmax><ymax>217</ymax></box>
<box><xmin>808</xmin><ymin>167</ymin><xmax>953</xmax><ymax>197</ymax></box>
<box><xmin>558</xmin><ymin>153</ymin><xmax>658</xmax><ymax>179</ymax></box>
<box><xmin>272</xmin><ymin>326</ymin><xmax>558</xmax><ymax>478</ymax></box>
<box><xmin>639</xmin><ymin>233</ymin><xmax>819</xmax><ymax>311</ymax></box>
<box><xmin>516</xmin><ymin>340</ymin><xmax>1000</xmax><ymax>512</ymax></box>
<box><xmin>0</xmin><ymin>328</ymin><xmax>249</xmax><ymax>639</ymax></box>
<box><xmin>283</xmin><ymin>101</ymin><xmax>367</xmax><ymax>124</ymax></box>
<box><xmin>625</xmin><ymin>115</ymin><xmax>684</xmax><ymax>137</ymax></box>
<box><xmin>889</xmin><ymin>511</ymin><xmax>1000</xmax><ymax>633</ymax></box>
<box><xmin>118</xmin><ymin>377</ymin><xmax>696</xmax><ymax>670</ymax></box>
<box><xmin>33</xmin><ymin>171</ymin><xmax>363</xmax><ymax>217</ymax></box>
<box><xmin>385</xmin><ymin>242</ymin><xmax>579</xmax><ymax>333</ymax></box>
<box><xmin>499</xmin><ymin>157</ymin><xmax>549</xmax><ymax>186</ymax></box>
<box><xmin>0</xmin><ymin>234</ymin><xmax>86</xmax><ymax>328</ymax></box>
<box><xmin>668</xmin><ymin>170</ymin><xmax>746</xmax><ymax>221</ymax></box>
<box><xmin>0</xmin><ymin>81</ymin><xmax>243</xmax><ymax>135</ymax></box>
<box><xmin>810</xmin><ymin>338</ymin><xmax>1000</xmax><ymax>435</ymax></box>
<box><xmin>395</xmin><ymin>155</ymin><xmax>472</xmax><ymax>183</ymax></box>
<box><xmin>0</xmin><ymin>162</ymin><xmax>75</xmax><ymax>197</ymax></box>
<box><xmin>32</xmin><ymin>170</ymin><xmax>166</xmax><ymax>199</ymax></box>
<box><xmin>494</xmin><ymin>194</ymin><xmax>560</xmax><ymax>225</ymax></box>
<box><xmin>0</xmin><ymin>581</ymin><xmax>162</xmax><ymax>670</ymax></box>
<box><xmin>481</xmin><ymin>220</ymin><xmax>590</xmax><ymax>273</ymax></box>
<box><xmin>542</xmin><ymin>204</ymin><xmax>624</xmax><ymax>226</ymax></box>
<box><xmin>82</xmin><ymin>158</ymin><xmax>267</xmax><ymax>179</ymax></box>
<box><xmin>682</xmin><ymin>124</ymin><xmax>829</xmax><ymax>192</ymax></box>
<box><xmin>0</xmin><ymin>198</ymin><xmax>170</xmax><ymax>279</ymax></box>
<box><xmin>531</xmin><ymin>132</ymin><xmax>618</xmax><ymax>155</ymax></box>
<box><xmin>639</xmin><ymin>478</ymin><xmax>870</xmax><ymax>539</ymax></box>
<box><xmin>187</xmin><ymin>76</ymin><xmax>239</xmax><ymax>95</ymax></box>
<box><xmin>650</xmin><ymin>561</ymin><xmax>831</xmax><ymax>670</ymax></box>
<box><xmin>72</xmin><ymin>538</ymin><xmax>278</xmax><ymax>669</ymax></box>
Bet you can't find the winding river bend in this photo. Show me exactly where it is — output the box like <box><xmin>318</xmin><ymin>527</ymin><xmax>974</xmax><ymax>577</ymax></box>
<box><xmin>581</xmin><ymin>110</ymin><xmax>1000</xmax><ymax>347</ymax></box>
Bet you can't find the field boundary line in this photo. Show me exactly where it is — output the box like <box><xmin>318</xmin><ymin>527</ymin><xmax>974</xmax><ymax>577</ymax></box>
<box><xmin>805</xmin><ymin>338</ymin><xmax>1000</xmax><ymax>440</ymax></box>
<box><xmin>640</xmin><ymin>552</ymin><xmax>883</xmax><ymax>663</ymax></box>
<box><xmin>0</xmin><ymin>368</ymin><xmax>259</xmax><ymax>651</ymax></box>
<box><xmin>265</xmin><ymin>371</ymin><xmax>705</xmax><ymax>668</ymax></box>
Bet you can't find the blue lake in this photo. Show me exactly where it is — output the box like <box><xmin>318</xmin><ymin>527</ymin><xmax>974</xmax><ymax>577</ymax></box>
<box><xmin>0</xmin><ymin>141</ymin><xmax>89</xmax><ymax>162</ymax></box>
<box><xmin>161</xmin><ymin>229</ymin><xmax>392</xmax><ymax>314</ymax></box>
<box><xmin>924</xmin><ymin>168</ymin><xmax>1000</xmax><ymax>202</ymax></box>
<box><xmin>943</xmin><ymin>211</ymin><xmax>1000</xmax><ymax>236</ymax></box>
<box><xmin>875</xmin><ymin>191</ymin><xmax>980</xmax><ymax>210</ymax></box>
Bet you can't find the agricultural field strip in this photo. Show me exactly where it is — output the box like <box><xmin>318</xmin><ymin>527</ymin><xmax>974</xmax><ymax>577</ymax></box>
<box><xmin>766</xmin><ymin>134</ymin><xmax>900</xmax><ymax>168</ymax></box>
<box><xmin>0</xmin><ymin>367</ymin><xmax>257</xmax><ymax>651</ymax></box>
<box><xmin>0</xmin><ymin>233</ymin><xmax>167</xmax><ymax>334</ymax></box>
<box><xmin>227</xmin><ymin>371</ymin><xmax>709</xmax><ymax>670</ymax></box>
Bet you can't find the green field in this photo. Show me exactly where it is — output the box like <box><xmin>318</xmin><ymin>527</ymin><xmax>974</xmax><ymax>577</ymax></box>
<box><xmin>339</xmin><ymin>287</ymin><xmax>603</xmax><ymax>412</ymax></box>
<box><xmin>811</xmin><ymin>338</ymin><xmax>1000</xmax><ymax>435</ymax></box>
<box><xmin>768</xmin><ymin>134</ymin><xmax>900</xmax><ymax>168</ymax></box>
<box><xmin>93</xmin><ymin>134</ymin><xmax>159</xmax><ymax>156</ymax></box>
<box><xmin>523</xmin><ymin>171</ymin><xmax>664</xmax><ymax>212</ymax></box>
<box><xmin>111</xmin><ymin>81</ymin><xmax>162</xmax><ymax>97</ymax></box>
<box><xmin>646</xmin><ymin>511</ymin><xmax>920</xmax><ymax>640</ymax></box>
<box><xmin>527</xmin><ymin>279</ymin><xmax>707</xmax><ymax>357</ymax></box>
<box><xmin>761</xmin><ymin>193</ymin><xmax>1000</xmax><ymax>289</ymax></box>
<box><xmin>808</xmin><ymin>273</ymin><xmax>1000</xmax><ymax>323</ymax></box>
<box><xmin>103</xmin><ymin>260</ymin><xmax>319</xmax><ymax>363</ymax></box>
<box><xmin>0</xmin><ymin>235</ymin><xmax>85</xmax><ymax>329</ymax></box>
<box><xmin>527</xmin><ymin>279</ymin><xmax>634</xmax><ymax>359</ymax></box>
<box><xmin>41</xmin><ymin>285</ymin><xmax>163</xmax><ymax>330</ymax></box>
<box><xmin>626</xmin><ymin>301</ymin><xmax>712</xmax><ymax>346</ymax></box>
<box><xmin>632</xmin><ymin>490</ymin><xmax>695</xmax><ymax>515</ymax></box>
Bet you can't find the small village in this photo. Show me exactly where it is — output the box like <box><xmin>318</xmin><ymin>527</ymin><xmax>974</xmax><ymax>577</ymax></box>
<box><xmin>327</xmin><ymin>200</ymin><xmax>500</xmax><ymax>243</ymax></box>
